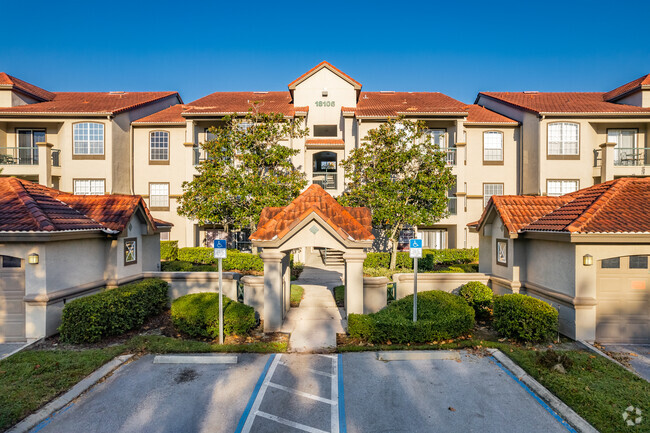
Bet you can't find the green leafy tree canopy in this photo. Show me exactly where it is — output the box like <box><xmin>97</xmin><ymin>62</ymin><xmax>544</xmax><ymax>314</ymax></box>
<box><xmin>338</xmin><ymin>117</ymin><xmax>455</xmax><ymax>269</ymax></box>
<box><xmin>178</xmin><ymin>110</ymin><xmax>308</xmax><ymax>238</ymax></box>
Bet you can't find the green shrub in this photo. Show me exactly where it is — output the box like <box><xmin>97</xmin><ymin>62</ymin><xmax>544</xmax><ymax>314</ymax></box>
<box><xmin>171</xmin><ymin>293</ymin><xmax>256</xmax><ymax>338</ymax></box>
<box><xmin>178</xmin><ymin>247</ymin><xmax>215</xmax><ymax>264</ymax></box>
<box><xmin>348</xmin><ymin>290</ymin><xmax>474</xmax><ymax>344</ymax></box>
<box><xmin>160</xmin><ymin>240</ymin><xmax>179</xmax><ymax>261</ymax></box>
<box><xmin>459</xmin><ymin>281</ymin><xmax>493</xmax><ymax>318</ymax></box>
<box><xmin>493</xmin><ymin>294</ymin><xmax>558</xmax><ymax>342</ymax></box>
<box><xmin>176</xmin><ymin>248</ymin><xmax>264</xmax><ymax>272</ymax></box>
<box><xmin>363</xmin><ymin>248</ymin><xmax>478</xmax><ymax>271</ymax></box>
<box><xmin>59</xmin><ymin>279</ymin><xmax>169</xmax><ymax>344</ymax></box>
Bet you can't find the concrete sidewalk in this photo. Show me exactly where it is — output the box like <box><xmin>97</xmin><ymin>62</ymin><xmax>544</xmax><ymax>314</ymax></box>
<box><xmin>282</xmin><ymin>266</ymin><xmax>345</xmax><ymax>352</ymax></box>
<box><xmin>602</xmin><ymin>344</ymin><xmax>650</xmax><ymax>381</ymax></box>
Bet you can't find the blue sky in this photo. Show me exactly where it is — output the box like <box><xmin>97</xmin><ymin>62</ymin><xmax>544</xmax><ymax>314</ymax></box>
<box><xmin>3</xmin><ymin>0</ymin><xmax>650</xmax><ymax>104</ymax></box>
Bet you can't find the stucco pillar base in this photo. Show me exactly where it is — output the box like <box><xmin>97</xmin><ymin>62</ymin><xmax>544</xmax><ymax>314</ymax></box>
<box><xmin>600</xmin><ymin>142</ymin><xmax>616</xmax><ymax>182</ymax></box>
<box><xmin>344</xmin><ymin>250</ymin><xmax>366</xmax><ymax>315</ymax></box>
<box><xmin>261</xmin><ymin>250</ymin><xmax>285</xmax><ymax>332</ymax></box>
<box><xmin>573</xmin><ymin>305</ymin><xmax>597</xmax><ymax>342</ymax></box>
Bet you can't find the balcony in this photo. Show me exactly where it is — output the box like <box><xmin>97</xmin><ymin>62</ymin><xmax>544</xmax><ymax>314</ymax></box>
<box><xmin>447</xmin><ymin>197</ymin><xmax>457</xmax><ymax>215</ymax></box>
<box><xmin>441</xmin><ymin>148</ymin><xmax>456</xmax><ymax>165</ymax></box>
<box><xmin>51</xmin><ymin>149</ymin><xmax>61</xmax><ymax>167</ymax></box>
<box><xmin>0</xmin><ymin>147</ymin><xmax>38</xmax><ymax>165</ymax></box>
<box><xmin>612</xmin><ymin>148</ymin><xmax>650</xmax><ymax>166</ymax></box>
<box><xmin>313</xmin><ymin>172</ymin><xmax>337</xmax><ymax>190</ymax></box>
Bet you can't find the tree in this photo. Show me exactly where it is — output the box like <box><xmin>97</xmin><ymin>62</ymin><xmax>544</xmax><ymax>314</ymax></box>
<box><xmin>338</xmin><ymin>117</ymin><xmax>455</xmax><ymax>269</ymax></box>
<box><xmin>178</xmin><ymin>110</ymin><xmax>308</xmax><ymax>244</ymax></box>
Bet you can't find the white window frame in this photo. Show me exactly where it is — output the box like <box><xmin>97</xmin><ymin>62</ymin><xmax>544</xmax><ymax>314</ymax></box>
<box><xmin>547</xmin><ymin>122</ymin><xmax>579</xmax><ymax>156</ymax></box>
<box><xmin>73</xmin><ymin>122</ymin><xmax>104</xmax><ymax>155</ymax></box>
<box><xmin>547</xmin><ymin>179</ymin><xmax>579</xmax><ymax>196</ymax></box>
<box><xmin>483</xmin><ymin>131</ymin><xmax>504</xmax><ymax>162</ymax></box>
<box><xmin>483</xmin><ymin>183</ymin><xmax>504</xmax><ymax>207</ymax></box>
<box><xmin>149</xmin><ymin>183</ymin><xmax>169</xmax><ymax>209</ymax></box>
<box><xmin>149</xmin><ymin>131</ymin><xmax>169</xmax><ymax>161</ymax></box>
<box><xmin>423</xmin><ymin>129</ymin><xmax>446</xmax><ymax>148</ymax></box>
<box><xmin>73</xmin><ymin>179</ymin><xmax>105</xmax><ymax>195</ymax></box>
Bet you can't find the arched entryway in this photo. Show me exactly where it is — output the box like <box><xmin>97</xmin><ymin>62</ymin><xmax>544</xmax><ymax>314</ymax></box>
<box><xmin>249</xmin><ymin>184</ymin><xmax>374</xmax><ymax>332</ymax></box>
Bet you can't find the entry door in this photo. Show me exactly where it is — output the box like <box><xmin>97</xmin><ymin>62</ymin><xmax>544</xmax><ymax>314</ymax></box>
<box><xmin>0</xmin><ymin>255</ymin><xmax>26</xmax><ymax>342</ymax></box>
<box><xmin>17</xmin><ymin>129</ymin><xmax>45</xmax><ymax>165</ymax></box>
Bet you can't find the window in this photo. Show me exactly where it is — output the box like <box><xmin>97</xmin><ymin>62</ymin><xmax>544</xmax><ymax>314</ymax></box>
<box><xmin>448</xmin><ymin>177</ymin><xmax>457</xmax><ymax>215</ymax></box>
<box><xmin>608</xmin><ymin>129</ymin><xmax>637</xmax><ymax>166</ymax></box>
<box><xmin>312</xmin><ymin>151</ymin><xmax>337</xmax><ymax>189</ymax></box>
<box><xmin>1</xmin><ymin>255</ymin><xmax>22</xmax><ymax>268</ymax></box>
<box><xmin>483</xmin><ymin>183</ymin><xmax>503</xmax><ymax>207</ymax></box>
<box><xmin>124</xmin><ymin>238</ymin><xmax>137</xmax><ymax>265</ymax></box>
<box><xmin>548</xmin><ymin>122</ymin><xmax>579</xmax><ymax>156</ymax></box>
<box><xmin>149</xmin><ymin>183</ymin><xmax>169</xmax><ymax>209</ymax></box>
<box><xmin>601</xmin><ymin>257</ymin><xmax>620</xmax><ymax>269</ymax></box>
<box><xmin>16</xmin><ymin>129</ymin><xmax>45</xmax><ymax>165</ymax></box>
<box><xmin>73</xmin><ymin>123</ymin><xmax>104</xmax><ymax>155</ymax></box>
<box><xmin>160</xmin><ymin>232</ymin><xmax>170</xmax><ymax>241</ymax></box>
<box><xmin>420</xmin><ymin>229</ymin><xmax>447</xmax><ymax>250</ymax></box>
<box><xmin>483</xmin><ymin>131</ymin><xmax>503</xmax><ymax>162</ymax></box>
<box><xmin>547</xmin><ymin>180</ymin><xmax>579</xmax><ymax>196</ymax></box>
<box><xmin>313</xmin><ymin>125</ymin><xmax>337</xmax><ymax>137</ymax></box>
<box><xmin>150</xmin><ymin>131</ymin><xmax>169</xmax><ymax>161</ymax></box>
<box><xmin>74</xmin><ymin>179</ymin><xmax>105</xmax><ymax>195</ymax></box>
<box><xmin>629</xmin><ymin>255</ymin><xmax>648</xmax><ymax>269</ymax></box>
<box><xmin>423</xmin><ymin>129</ymin><xmax>446</xmax><ymax>148</ymax></box>
<box><xmin>496</xmin><ymin>239</ymin><xmax>508</xmax><ymax>266</ymax></box>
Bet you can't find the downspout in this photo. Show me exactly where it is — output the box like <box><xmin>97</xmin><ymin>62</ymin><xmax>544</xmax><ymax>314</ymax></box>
<box><xmin>130</xmin><ymin>121</ymin><xmax>135</xmax><ymax>195</ymax></box>
<box><xmin>538</xmin><ymin>114</ymin><xmax>545</xmax><ymax>196</ymax></box>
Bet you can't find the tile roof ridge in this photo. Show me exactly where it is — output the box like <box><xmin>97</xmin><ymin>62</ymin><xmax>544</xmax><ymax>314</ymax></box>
<box><xmin>10</xmin><ymin>179</ymin><xmax>57</xmax><ymax>231</ymax></box>
<box><xmin>564</xmin><ymin>179</ymin><xmax>625</xmax><ymax>233</ymax></box>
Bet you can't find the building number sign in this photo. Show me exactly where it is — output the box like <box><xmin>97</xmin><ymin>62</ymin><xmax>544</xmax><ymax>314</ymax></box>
<box><xmin>314</xmin><ymin>100</ymin><xmax>335</xmax><ymax>107</ymax></box>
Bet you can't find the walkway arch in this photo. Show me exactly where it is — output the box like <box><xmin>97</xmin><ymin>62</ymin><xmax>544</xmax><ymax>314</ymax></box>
<box><xmin>250</xmin><ymin>184</ymin><xmax>374</xmax><ymax>331</ymax></box>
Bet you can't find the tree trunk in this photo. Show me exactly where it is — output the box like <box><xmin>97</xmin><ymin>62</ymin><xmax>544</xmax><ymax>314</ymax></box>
<box><xmin>389</xmin><ymin>237</ymin><xmax>399</xmax><ymax>270</ymax></box>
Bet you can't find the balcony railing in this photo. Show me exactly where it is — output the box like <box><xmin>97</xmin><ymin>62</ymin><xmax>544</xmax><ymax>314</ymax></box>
<box><xmin>313</xmin><ymin>172</ymin><xmax>337</xmax><ymax>190</ymax></box>
<box><xmin>0</xmin><ymin>147</ymin><xmax>38</xmax><ymax>165</ymax></box>
<box><xmin>447</xmin><ymin>197</ymin><xmax>457</xmax><ymax>215</ymax></box>
<box><xmin>52</xmin><ymin>149</ymin><xmax>61</xmax><ymax>167</ymax></box>
<box><xmin>441</xmin><ymin>148</ymin><xmax>456</xmax><ymax>165</ymax></box>
<box><xmin>613</xmin><ymin>147</ymin><xmax>650</xmax><ymax>166</ymax></box>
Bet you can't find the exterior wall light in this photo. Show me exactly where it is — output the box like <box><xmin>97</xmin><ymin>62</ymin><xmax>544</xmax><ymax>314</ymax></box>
<box><xmin>28</xmin><ymin>253</ymin><xmax>39</xmax><ymax>265</ymax></box>
<box><xmin>583</xmin><ymin>254</ymin><xmax>593</xmax><ymax>266</ymax></box>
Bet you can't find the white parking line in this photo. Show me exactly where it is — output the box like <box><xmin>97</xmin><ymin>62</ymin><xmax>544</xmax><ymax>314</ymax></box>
<box><xmin>278</xmin><ymin>361</ymin><xmax>334</xmax><ymax>378</ymax></box>
<box><xmin>240</xmin><ymin>354</ymin><xmax>283</xmax><ymax>433</ymax></box>
<box><xmin>267</xmin><ymin>382</ymin><xmax>337</xmax><ymax>405</ymax></box>
<box><xmin>255</xmin><ymin>411</ymin><xmax>330</xmax><ymax>433</ymax></box>
<box><xmin>331</xmin><ymin>354</ymin><xmax>340</xmax><ymax>433</ymax></box>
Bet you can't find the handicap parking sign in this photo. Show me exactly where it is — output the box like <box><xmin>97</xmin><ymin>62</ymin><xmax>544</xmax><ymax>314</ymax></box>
<box><xmin>409</xmin><ymin>239</ymin><xmax>423</xmax><ymax>258</ymax></box>
<box><xmin>213</xmin><ymin>239</ymin><xmax>227</xmax><ymax>259</ymax></box>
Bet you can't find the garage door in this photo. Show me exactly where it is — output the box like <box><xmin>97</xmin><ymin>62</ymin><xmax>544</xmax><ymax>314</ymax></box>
<box><xmin>0</xmin><ymin>255</ymin><xmax>26</xmax><ymax>342</ymax></box>
<box><xmin>596</xmin><ymin>255</ymin><xmax>650</xmax><ymax>344</ymax></box>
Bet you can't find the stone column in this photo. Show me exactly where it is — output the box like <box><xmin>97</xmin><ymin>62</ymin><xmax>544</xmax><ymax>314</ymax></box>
<box><xmin>600</xmin><ymin>142</ymin><xmax>616</xmax><ymax>181</ymax></box>
<box><xmin>36</xmin><ymin>142</ymin><xmax>52</xmax><ymax>187</ymax></box>
<box><xmin>344</xmin><ymin>250</ymin><xmax>367</xmax><ymax>315</ymax></box>
<box><xmin>261</xmin><ymin>249</ymin><xmax>285</xmax><ymax>332</ymax></box>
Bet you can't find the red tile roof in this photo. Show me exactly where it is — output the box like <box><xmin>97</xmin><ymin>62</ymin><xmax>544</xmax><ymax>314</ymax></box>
<box><xmin>355</xmin><ymin>92</ymin><xmax>467</xmax><ymax>117</ymax></box>
<box><xmin>288</xmin><ymin>61</ymin><xmax>362</xmax><ymax>90</ymax></box>
<box><xmin>479</xmin><ymin>92</ymin><xmax>650</xmax><ymax>114</ymax></box>
<box><xmin>251</xmin><ymin>184</ymin><xmax>374</xmax><ymax>242</ymax></box>
<box><xmin>0</xmin><ymin>73</ymin><xmax>56</xmax><ymax>101</ymax></box>
<box><xmin>464</xmin><ymin>104</ymin><xmax>517</xmax><ymax>124</ymax></box>
<box><xmin>0</xmin><ymin>178</ymin><xmax>170</xmax><ymax>233</ymax></box>
<box><xmin>133</xmin><ymin>104</ymin><xmax>187</xmax><ymax>124</ymax></box>
<box><xmin>0</xmin><ymin>92</ymin><xmax>179</xmax><ymax>116</ymax></box>
<box><xmin>182</xmin><ymin>92</ymin><xmax>296</xmax><ymax>116</ymax></box>
<box><xmin>478</xmin><ymin>178</ymin><xmax>650</xmax><ymax>235</ymax></box>
<box><xmin>603</xmin><ymin>74</ymin><xmax>650</xmax><ymax>102</ymax></box>
<box><xmin>305</xmin><ymin>138</ymin><xmax>345</xmax><ymax>145</ymax></box>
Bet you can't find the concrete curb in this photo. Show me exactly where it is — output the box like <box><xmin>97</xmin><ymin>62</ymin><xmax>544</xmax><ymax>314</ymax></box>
<box><xmin>488</xmin><ymin>348</ymin><xmax>598</xmax><ymax>433</ymax></box>
<box><xmin>578</xmin><ymin>340</ymin><xmax>647</xmax><ymax>382</ymax></box>
<box><xmin>8</xmin><ymin>354</ymin><xmax>133</xmax><ymax>433</ymax></box>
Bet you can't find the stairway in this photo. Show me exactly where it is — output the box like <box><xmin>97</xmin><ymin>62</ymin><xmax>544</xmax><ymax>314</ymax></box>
<box><xmin>320</xmin><ymin>248</ymin><xmax>344</xmax><ymax>266</ymax></box>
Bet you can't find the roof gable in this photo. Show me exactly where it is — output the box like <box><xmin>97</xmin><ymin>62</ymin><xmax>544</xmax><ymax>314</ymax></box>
<box><xmin>250</xmin><ymin>184</ymin><xmax>374</xmax><ymax>242</ymax></box>
<box><xmin>603</xmin><ymin>74</ymin><xmax>650</xmax><ymax>102</ymax></box>
<box><xmin>0</xmin><ymin>73</ymin><xmax>56</xmax><ymax>102</ymax></box>
<box><xmin>288</xmin><ymin>61</ymin><xmax>362</xmax><ymax>90</ymax></box>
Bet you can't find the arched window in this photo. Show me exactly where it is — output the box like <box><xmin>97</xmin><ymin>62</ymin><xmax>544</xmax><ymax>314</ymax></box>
<box><xmin>73</xmin><ymin>122</ymin><xmax>104</xmax><ymax>155</ymax></box>
<box><xmin>483</xmin><ymin>131</ymin><xmax>503</xmax><ymax>162</ymax></box>
<box><xmin>150</xmin><ymin>131</ymin><xmax>169</xmax><ymax>161</ymax></box>
<box><xmin>548</xmin><ymin>122</ymin><xmax>579</xmax><ymax>155</ymax></box>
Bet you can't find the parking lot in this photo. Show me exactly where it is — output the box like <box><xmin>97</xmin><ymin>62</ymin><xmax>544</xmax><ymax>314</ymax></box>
<box><xmin>32</xmin><ymin>351</ymin><xmax>574</xmax><ymax>433</ymax></box>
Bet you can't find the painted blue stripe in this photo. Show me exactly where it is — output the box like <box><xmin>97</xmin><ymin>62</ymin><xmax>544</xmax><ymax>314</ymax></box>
<box><xmin>490</xmin><ymin>356</ymin><xmax>577</xmax><ymax>433</ymax></box>
<box><xmin>338</xmin><ymin>353</ymin><xmax>347</xmax><ymax>433</ymax></box>
<box><xmin>234</xmin><ymin>354</ymin><xmax>275</xmax><ymax>433</ymax></box>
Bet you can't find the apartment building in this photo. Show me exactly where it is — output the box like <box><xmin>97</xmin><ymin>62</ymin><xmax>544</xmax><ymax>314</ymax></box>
<box><xmin>475</xmin><ymin>74</ymin><xmax>650</xmax><ymax>196</ymax></box>
<box><xmin>0</xmin><ymin>73</ymin><xmax>181</xmax><ymax>194</ymax></box>
<box><xmin>133</xmin><ymin>62</ymin><xmax>518</xmax><ymax>249</ymax></box>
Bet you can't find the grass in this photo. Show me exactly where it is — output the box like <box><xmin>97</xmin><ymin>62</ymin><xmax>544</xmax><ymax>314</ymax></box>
<box><xmin>334</xmin><ymin>285</ymin><xmax>345</xmax><ymax>307</ymax></box>
<box><xmin>290</xmin><ymin>284</ymin><xmax>304</xmax><ymax>307</ymax></box>
<box><xmin>126</xmin><ymin>335</ymin><xmax>288</xmax><ymax>354</ymax></box>
<box><xmin>0</xmin><ymin>346</ymin><xmax>124</xmax><ymax>430</ymax></box>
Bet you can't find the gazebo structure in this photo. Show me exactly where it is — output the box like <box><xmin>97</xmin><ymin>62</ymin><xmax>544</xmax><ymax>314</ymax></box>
<box><xmin>249</xmin><ymin>184</ymin><xmax>374</xmax><ymax>331</ymax></box>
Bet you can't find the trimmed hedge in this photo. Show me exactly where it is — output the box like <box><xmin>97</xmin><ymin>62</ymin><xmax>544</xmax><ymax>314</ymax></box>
<box><xmin>171</xmin><ymin>293</ymin><xmax>256</xmax><ymax>338</ymax></box>
<box><xmin>176</xmin><ymin>247</ymin><xmax>264</xmax><ymax>272</ymax></box>
<box><xmin>459</xmin><ymin>281</ymin><xmax>493</xmax><ymax>318</ymax></box>
<box><xmin>493</xmin><ymin>294</ymin><xmax>558</xmax><ymax>342</ymax></box>
<box><xmin>348</xmin><ymin>290</ymin><xmax>474</xmax><ymax>344</ymax></box>
<box><xmin>364</xmin><ymin>248</ymin><xmax>478</xmax><ymax>270</ymax></box>
<box><xmin>160</xmin><ymin>240</ymin><xmax>179</xmax><ymax>261</ymax></box>
<box><xmin>59</xmin><ymin>279</ymin><xmax>169</xmax><ymax>344</ymax></box>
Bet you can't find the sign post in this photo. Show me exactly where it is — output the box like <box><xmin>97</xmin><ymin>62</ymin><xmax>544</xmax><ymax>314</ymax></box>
<box><xmin>213</xmin><ymin>239</ymin><xmax>227</xmax><ymax>344</ymax></box>
<box><xmin>409</xmin><ymin>238</ymin><xmax>423</xmax><ymax>322</ymax></box>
